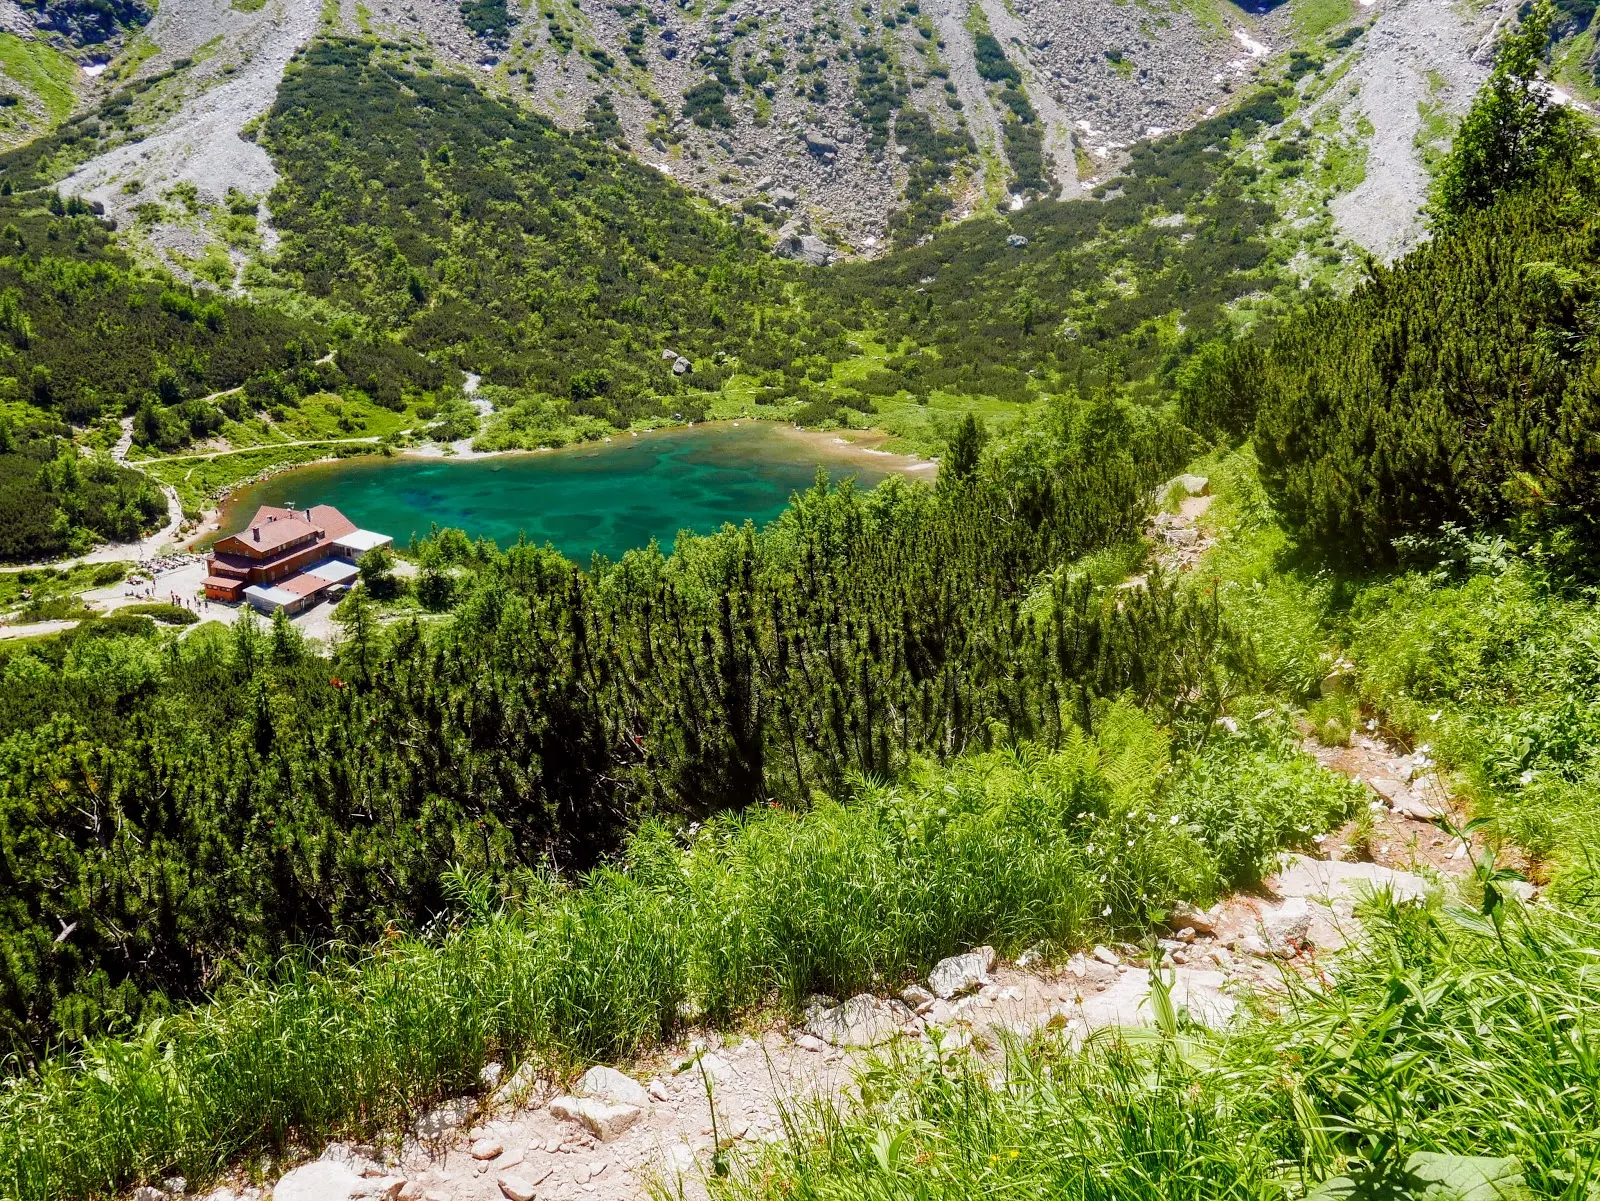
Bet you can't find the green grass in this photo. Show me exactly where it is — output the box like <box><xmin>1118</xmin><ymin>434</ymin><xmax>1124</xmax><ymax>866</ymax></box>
<box><xmin>1171</xmin><ymin>0</ymin><xmax>1234</xmax><ymax>37</ymax></box>
<box><xmin>0</xmin><ymin>34</ymin><xmax>78</xmax><ymax>128</ymax></box>
<box><xmin>720</xmin><ymin>890</ymin><xmax>1599</xmax><ymax>1201</ymax></box>
<box><xmin>1289</xmin><ymin>0</ymin><xmax>1355</xmax><ymax>44</ymax></box>
<box><xmin>0</xmin><ymin>561</ymin><xmax>128</xmax><ymax>610</ymax></box>
<box><xmin>212</xmin><ymin>393</ymin><xmax>422</xmax><ymax>447</ymax></box>
<box><xmin>0</xmin><ymin>718</ymin><xmax>1355</xmax><ymax>1200</ymax></box>
<box><xmin>1551</xmin><ymin>25</ymin><xmax>1600</xmax><ymax>105</ymax></box>
<box><xmin>1192</xmin><ymin>445</ymin><xmax>1600</xmax><ymax>902</ymax></box>
<box><xmin>141</xmin><ymin>442</ymin><xmax>388</xmax><ymax>514</ymax></box>
<box><xmin>127</xmin><ymin>394</ymin><xmax>435</xmax><ymax>510</ymax></box>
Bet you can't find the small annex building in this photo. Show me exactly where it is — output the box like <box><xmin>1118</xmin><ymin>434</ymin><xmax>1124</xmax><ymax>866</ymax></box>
<box><xmin>204</xmin><ymin>503</ymin><xmax>392</xmax><ymax>615</ymax></box>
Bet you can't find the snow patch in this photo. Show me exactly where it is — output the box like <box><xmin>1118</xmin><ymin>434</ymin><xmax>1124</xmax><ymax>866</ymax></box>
<box><xmin>1232</xmin><ymin>28</ymin><xmax>1270</xmax><ymax>57</ymax></box>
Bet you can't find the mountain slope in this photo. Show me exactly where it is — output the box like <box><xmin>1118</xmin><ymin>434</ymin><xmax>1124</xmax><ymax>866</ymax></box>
<box><xmin>260</xmin><ymin>36</ymin><xmax>800</xmax><ymax>423</ymax></box>
<box><xmin>0</xmin><ymin>0</ymin><xmax>1512</xmax><ymax>280</ymax></box>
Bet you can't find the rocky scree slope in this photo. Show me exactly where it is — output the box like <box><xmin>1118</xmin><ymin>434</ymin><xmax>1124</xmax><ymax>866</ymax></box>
<box><xmin>4</xmin><ymin>0</ymin><xmax>1520</xmax><ymax>274</ymax></box>
<box><xmin>364</xmin><ymin>0</ymin><xmax>1287</xmax><ymax>255</ymax></box>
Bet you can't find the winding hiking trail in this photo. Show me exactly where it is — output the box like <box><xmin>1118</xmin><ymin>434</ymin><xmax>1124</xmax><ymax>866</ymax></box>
<box><xmin>177</xmin><ymin>483</ymin><xmax>1494</xmax><ymax>1201</ymax></box>
<box><xmin>234</xmin><ymin>734</ymin><xmax>1479</xmax><ymax>1201</ymax></box>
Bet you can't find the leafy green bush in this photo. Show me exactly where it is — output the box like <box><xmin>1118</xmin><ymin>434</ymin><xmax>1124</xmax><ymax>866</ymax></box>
<box><xmin>458</xmin><ymin>0</ymin><xmax>510</xmax><ymax>40</ymax></box>
<box><xmin>263</xmin><ymin>38</ymin><xmax>789</xmax><ymax>427</ymax></box>
<box><xmin>471</xmin><ymin>389</ymin><xmax>610</xmax><ymax>451</ymax></box>
<box><xmin>1252</xmin><ymin>161</ymin><xmax>1600</xmax><ymax>564</ymax></box>
<box><xmin>1175</xmin><ymin>714</ymin><xmax>1360</xmax><ymax>885</ymax></box>
<box><xmin>0</xmin><ymin>425</ymin><xmax>166</xmax><ymax>563</ymax></box>
<box><xmin>120</xmin><ymin>603</ymin><xmax>198</xmax><ymax>626</ymax></box>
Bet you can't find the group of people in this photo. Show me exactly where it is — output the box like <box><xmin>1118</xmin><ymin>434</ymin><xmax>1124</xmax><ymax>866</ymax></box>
<box><xmin>120</xmin><ymin>585</ymin><xmax>211</xmax><ymax>612</ymax></box>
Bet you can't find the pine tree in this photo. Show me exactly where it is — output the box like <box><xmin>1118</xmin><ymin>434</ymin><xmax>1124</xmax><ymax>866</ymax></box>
<box><xmin>1434</xmin><ymin>1</ymin><xmax>1578</xmax><ymax>228</ymax></box>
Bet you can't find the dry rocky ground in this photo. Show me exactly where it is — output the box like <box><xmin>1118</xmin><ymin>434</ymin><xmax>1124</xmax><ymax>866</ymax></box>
<box><xmin>1323</xmin><ymin>0</ymin><xmax>1509</xmax><ymax>261</ymax></box>
<box><xmin>138</xmin><ymin>477</ymin><xmax>1500</xmax><ymax>1201</ymax></box>
<box><xmin>361</xmin><ymin>0</ymin><xmax>1273</xmax><ymax>252</ymax></box>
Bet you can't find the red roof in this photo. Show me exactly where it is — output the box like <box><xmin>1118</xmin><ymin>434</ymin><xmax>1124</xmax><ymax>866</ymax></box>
<box><xmin>278</xmin><ymin>572</ymin><xmax>331</xmax><ymax>598</ymax></box>
<box><xmin>213</xmin><ymin>505</ymin><xmax>357</xmax><ymax>559</ymax></box>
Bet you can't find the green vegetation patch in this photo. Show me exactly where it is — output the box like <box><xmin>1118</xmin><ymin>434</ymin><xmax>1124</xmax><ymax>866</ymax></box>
<box><xmin>0</xmin><ymin>710</ymin><xmax>1354</xmax><ymax>1200</ymax></box>
<box><xmin>0</xmin><ymin>422</ymin><xmax>164</xmax><ymax>561</ymax></box>
<box><xmin>0</xmin><ymin>396</ymin><xmax>1206</xmax><ymax>1057</ymax></box>
<box><xmin>0</xmin><ymin>34</ymin><xmax>77</xmax><ymax>137</ymax></box>
<box><xmin>263</xmin><ymin>38</ymin><xmax>794</xmax><ymax>427</ymax></box>
<box><xmin>817</xmin><ymin>86</ymin><xmax>1292</xmax><ymax>408</ymax></box>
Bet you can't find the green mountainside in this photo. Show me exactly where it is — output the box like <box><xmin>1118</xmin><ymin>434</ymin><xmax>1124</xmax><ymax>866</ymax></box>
<box><xmin>261</xmin><ymin>38</ymin><xmax>790</xmax><ymax>426</ymax></box>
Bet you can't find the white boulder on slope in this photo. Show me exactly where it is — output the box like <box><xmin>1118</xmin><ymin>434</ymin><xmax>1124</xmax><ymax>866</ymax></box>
<box><xmin>927</xmin><ymin>946</ymin><xmax>996</xmax><ymax>999</ymax></box>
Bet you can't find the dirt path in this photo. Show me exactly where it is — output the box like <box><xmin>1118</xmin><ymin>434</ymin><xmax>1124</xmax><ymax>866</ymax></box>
<box><xmin>232</xmin><ymin>742</ymin><xmax>1472</xmax><ymax>1201</ymax></box>
<box><xmin>173</xmin><ymin>480</ymin><xmax>1488</xmax><ymax>1201</ymax></box>
<box><xmin>77</xmin><ymin>474</ymin><xmax>1478</xmax><ymax>1201</ymax></box>
<box><xmin>0</xmin><ymin>617</ymin><xmax>81</xmax><ymax>639</ymax></box>
<box><xmin>135</xmin><ymin>436</ymin><xmax>381</xmax><ymax>465</ymax></box>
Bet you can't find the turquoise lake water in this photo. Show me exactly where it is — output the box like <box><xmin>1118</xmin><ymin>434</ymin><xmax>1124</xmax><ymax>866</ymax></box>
<box><xmin>219</xmin><ymin>423</ymin><xmax>925</xmax><ymax>561</ymax></box>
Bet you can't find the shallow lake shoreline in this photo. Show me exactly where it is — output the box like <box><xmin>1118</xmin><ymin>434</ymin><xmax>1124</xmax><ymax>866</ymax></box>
<box><xmin>205</xmin><ymin>420</ymin><xmax>939</xmax><ymax>561</ymax></box>
<box><xmin>183</xmin><ymin>420</ymin><xmax>936</xmax><ymax>554</ymax></box>
<box><xmin>396</xmin><ymin>418</ymin><xmax>937</xmax><ymax>477</ymax></box>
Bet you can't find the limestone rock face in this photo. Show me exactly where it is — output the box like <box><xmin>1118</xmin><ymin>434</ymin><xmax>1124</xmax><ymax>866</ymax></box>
<box><xmin>490</xmin><ymin>1061</ymin><xmax>540</xmax><ymax>1107</ymax></box>
<box><xmin>901</xmin><ymin>983</ymin><xmax>937</xmax><ymax>1013</ymax></box>
<box><xmin>774</xmin><ymin>225</ymin><xmax>834</xmax><ymax>266</ymax></box>
<box><xmin>273</xmin><ymin>1163</ymin><xmax>405</xmax><ymax>1201</ymax></box>
<box><xmin>1273</xmin><ymin>853</ymin><xmax>1430</xmax><ymax>905</ymax></box>
<box><xmin>496</xmin><ymin>1176</ymin><xmax>537</xmax><ymax>1201</ymax></box>
<box><xmin>1168</xmin><ymin>900</ymin><xmax>1217</xmax><ymax>936</ymax></box>
<box><xmin>413</xmin><ymin>1097</ymin><xmax>474</xmax><ymax>1139</ymax></box>
<box><xmin>803</xmin><ymin>993</ymin><xmax>916</xmax><ymax>1047</ymax></box>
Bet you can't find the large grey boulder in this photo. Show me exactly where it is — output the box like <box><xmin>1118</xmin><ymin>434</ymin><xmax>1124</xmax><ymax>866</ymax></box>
<box><xmin>927</xmin><ymin>946</ymin><xmax>995</xmax><ymax>999</ymax></box>
<box><xmin>803</xmin><ymin>994</ymin><xmax>915</xmax><ymax>1047</ymax></box>
<box><xmin>575</xmin><ymin>1065</ymin><xmax>652</xmax><ymax>1109</ymax></box>
<box><xmin>412</xmin><ymin>1097</ymin><xmax>474</xmax><ymax>1139</ymax></box>
<box><xmin>803</xmin><ymin>128</ymin><xmax>838</xmax><ymax>158</ymax></box>
<box><xmin>774</xmin><ymin>225</ymin><xmax>833</xmax><ymax>266</ymax></box>
<box><xmin>272</xmin><ymin>1163</ymin><xmax>404</xmax><ymax>1201</ymax></box>
<box><xmin>549</xmin><ymin>1095</ymin><xmax>645</xmax><ymax>1141</ymax></box>
<box><xmin>1272</xmin><ymin>853</ymin><xmax>1430</xmax><ymax>904</ymax></box>
<box><xmin>1168</xmin><ymin>900</ymin><xmax>1217</xmax><ymax>936</ymax></box>
<box><xmin>796</xmin><ymin>234</ymin><xmax>833</xmax><ymax>266</ymax></box>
